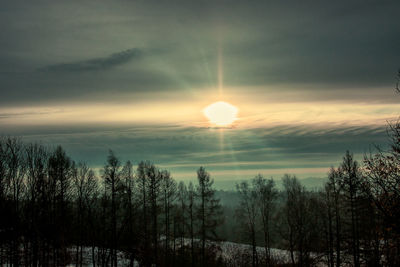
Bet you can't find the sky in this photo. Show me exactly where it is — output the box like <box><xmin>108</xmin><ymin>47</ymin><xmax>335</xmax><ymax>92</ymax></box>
<box><xmin>1</xmin><ymin>0</ymin><xmax>400</xmax><ymax>187</ymax></box>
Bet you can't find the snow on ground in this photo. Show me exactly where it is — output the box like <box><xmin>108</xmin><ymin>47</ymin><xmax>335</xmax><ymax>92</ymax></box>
<box><xmin>66</xmin><ymin>240</ymin><xmax>328</xmax><ymax>266</ymax></box>
<box><xmin>219</xmin><ymin>240</ymin><xmax>292</xmax><ymax>263</ymax></box>
<box><xmin>66</xmin><ymin>247</ymin><xmax>138</xmax><ymax>267</ymax></box>
<box><xmin>162</xmin><ymin>236</ymin><xmax>327</xmax><ymax>266</ymax></box>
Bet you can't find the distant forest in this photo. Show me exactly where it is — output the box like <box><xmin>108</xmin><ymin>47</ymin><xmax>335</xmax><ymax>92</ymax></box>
<box><xmin>0</xmin><ymin>77</ymin><xmax>400</xmax><ymax>267</ymax></box>
<box><xmin>0</xmin><ymin>119</ymin><xmax>399</xmax><ymax>267</ymax></box>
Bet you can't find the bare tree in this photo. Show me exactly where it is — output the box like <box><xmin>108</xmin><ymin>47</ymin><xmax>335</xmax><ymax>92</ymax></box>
<box><xmin>103</xmin><ymin>150</ymin><xmax>122</xmax><ymax>267</ymax></box>
<box><xmin>337</xmin><ymin>151</ymin><xmax>362</xmax><ymax>267</ymax></box>
<box><xmin>3</xmin><ymin>137</ymin><xmax>26</xmax><ymax>266</ymax></box>
<box><xmin>253</xmin><ymin>175</ymin><xmax>277</xmax><ymax>266</ymax></box>
<box><xmin>25</xmin><ymin>143</ymin><xmax>48</xmax><ymax>266</ymax></box>
<box><xmin>364</xmin><ymin>121</ymin><xmax>400</xmax><ymax>265</ymax></box>
<box><xmin>0</xmin><ymin>139</ymin><xmax>6</xmax><ymax>266</ymax></box>
<box><xmin>146</xmin><ymin>163</ymin><xmax>161</xmax><ymax>265</ymax></box>
<box><xmin>187</xmin><ymin>181</ymin><xmax>196</xmax><ymax>267</ymax></box>
<box><xmin>83</xmin><ymin>168</ymin><xmax>99</xmax><ymax>267</ymax></box>
<box><xmin>325</xmin><ymin>167</ymin><xmax>343</xmax><ymax>267</ymax></box>
<box><xmin>280</xmin><ymin>174</ymin><xmax>315</xmax><ymax>267</ymax></box>
<box><xmin>48</xmin><ymin>145</ymin><xmax>73</xmax><ymax>265</ymax></box>
<box><xmin>196</xmin><ymin>167</ymin><xmax>223</xmax><ymax>267</ymax></box>
<box><xmin>136</xmin><ymin>161</ymin><xmax>162</xmax><ymax>266</ymax></box>
<box><xmin>73</xmin><ymin>162</ymin><xmax>96</xmax><ymax>266</ymax></box>
<box><xmin>177</xmin><ymin>181</ymin><xmax>187</xmax><ymax>261</ymax></box>
<box><xmin>161</xmin><ymin>170</ymin><xmax>177</xmax><ymax>266</ymax></box>
<box><xmin>121</xmin><ymin>160</ymin><xmax>137</xmax><ymax>266</ymax></box>
<box><xmin>136</xmin><ymin>161</ymin><xmax>150</xmax><ymax>265</ymax></box>
<box><xmin>236</xmin><ymin>181</ymin><xmax>259</xmax><ymax>267</ymax></box>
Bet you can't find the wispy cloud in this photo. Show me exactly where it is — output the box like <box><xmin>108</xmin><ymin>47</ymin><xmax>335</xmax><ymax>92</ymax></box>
<box><xmin>0</xmin><ymin>108</ymin><xmax>63</xmax><ymax>119</ymax></box>
<box><xmin>39</xmin><ymin>48</ymin><xmax>141</xmax><ymax>72</ymax></box>
<box><xmin>3</xmin><ymin>123</ymin><xmax>387</xmax><ymax>181</ymax></box>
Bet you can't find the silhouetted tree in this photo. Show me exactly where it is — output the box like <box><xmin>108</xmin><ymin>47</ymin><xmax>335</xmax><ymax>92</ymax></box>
<box><xmin>195</xmin><ymin>167</ymin><xmax>223</xmax><ymax>267</ymax></box>
<box><xmin>253</xmin><ymin>175</ymin><xmax>277</xmax><ymax>266</ymax></box>
<box><xmin>337</xmin><ymin>151</ymin><xmax>363</xmax><ymax>267</ymax></box>
<box><xmin>121</xmin><ymin>160</ymin><xmax>138</xmax><ymax>266</ymax></box>
<box><xmin>103</xmin><ymin>150</ymin><xmax>122</xmax><ymax>267</ymax></box>
<box><xmin>137</xmin><ymin>161</ymin><xmax>150</xmax><ymax>265</ymax></box>
<box><xmin>73</xmin><ymin>162</ymin><xmax>96</xmax><ymax>266</ymax></box>
<box><xmin>187</xmin><ymin>181</ymin><xmax>196</xmax><ymax>267</ymax></box>
<box><xmin>236</xmin><ymin>180</ymin><xmax>259</xmax><ymax>267</ymax></box>
<box><xmin>146</xmin><ymin>163</ymin><xmax>162</xmax><ymax>265</ymax></box>
<box><xmin>2</xmin><ymin>134</ymin><xmax>400</xmax><ymax>266</ymax></box>
<box><xmin>280</xmin><ymin>174</ymin><xmax>316</xmax><ymax>267</ymax></box>
<box><xmin>161</xmin><ymin>170</ymin><xmax>177</xmax><ymax>266</ymax></box>
<box><xmin>177</xmin><ymin>181</ymin><xmax>187</xmax><ymax>262</ymax></box>
<box><xmin>325</xmin><ymin>167</ymin><xmax>344</xmax><ymax>267</ymax></box>
<box><xmin>82</xmin><ymin>167</ymin><xmax>99</xmax><ymax>267</ymax></box>
<box><xmin>24</xmin><ymin>143</ymin><xmax>48</xmax><ymax>266</ymax></box>
<box><xmin>364</xmin><ymin>121</ymin><xmax>400</xmax><ymax>265</ymax></box>
<box><xmin>48</xmin><ymin>145</ymin><xmax>73</xmax><ymax>265</ymax></box>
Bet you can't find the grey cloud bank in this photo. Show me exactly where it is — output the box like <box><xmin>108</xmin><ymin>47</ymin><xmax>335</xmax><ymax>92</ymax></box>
<box><xmin>0</xmin><ymin>0</ymin><xmax>399</xmax><ymax>105</ymax></box>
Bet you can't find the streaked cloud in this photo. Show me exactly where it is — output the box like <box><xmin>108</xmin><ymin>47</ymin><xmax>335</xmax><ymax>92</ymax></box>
<box><xmin>40</xmin><ymin>48</ymin><xmax>141</xmax><ymax>72</ymax></box>
<box><xmin>2</xmin><ymin>123</ymin><xmax>387</xmax><ymax>182</ymax></box>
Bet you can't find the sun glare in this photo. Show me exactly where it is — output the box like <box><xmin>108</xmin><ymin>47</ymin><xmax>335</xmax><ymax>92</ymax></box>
<box><xmin>203</xmin><ymin>101</ymin><xmax>238</xmax><ymax>126</ymax></box>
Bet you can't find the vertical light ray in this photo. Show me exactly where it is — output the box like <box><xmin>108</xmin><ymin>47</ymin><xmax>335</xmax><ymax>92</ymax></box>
<box><xmin>222</xmin><ymin>131</ymin><xmax>242</xmax><ymax>180</ymax></box>
<box><xmin>218</xmin><ymin>128</ymin><xmax>224</xmax><ymax>152</ymax></box>
<box><xmin>218</xmin><ymin>42</ymin><xmax>223</xmax><ymax>98</ymax></box>
<box><xmin>215</xmin><ymin>36</ymin><xmax>239</xmax><ymax>178</ymax></box>
<box><xmin>199</xmin><ymin>47</ymin><xmax>214</xmax><ymax>89</ymax></box>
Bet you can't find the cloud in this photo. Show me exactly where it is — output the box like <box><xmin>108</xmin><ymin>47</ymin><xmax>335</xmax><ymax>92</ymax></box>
<box><xmin>0</xmin><ymin>0</ymin><xmax>398</xmax><ymax>107</ymax></box>
<box><xmin>0</xmin><ymin>0</ymin><xmax>398</xmax><ymax>185</ymax></box>
<box><xmin>39</xmin><ymin>48</ymin><xmax>141</xmax><ymax>72</ymax></box>
<box><xmin>5</xmin><ymin>123</ymin><xmax>388</xmax><ymax>179</ymax></box>
<box><xmin>0</xmin><ymin>109</ymin><xmax>62</xmax><ymax>118</ymax></box>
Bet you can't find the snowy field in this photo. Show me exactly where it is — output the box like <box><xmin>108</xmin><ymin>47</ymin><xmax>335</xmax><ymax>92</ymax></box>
<box><xmin>66</xmin><ymin>247</ymin><xmax>138</xmax><ymax>267</ymax></box>
<box><xmin>66</xmin><ymin>240</ymin><xmax>329</xmax><ymax>266</ymax></box>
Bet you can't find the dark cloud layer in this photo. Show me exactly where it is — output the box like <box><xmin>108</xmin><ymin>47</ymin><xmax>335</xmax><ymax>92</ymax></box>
<box><xmin>0</xmin><ymin>0</ymin><xmax>398</xmax><ymax>105</ymax></box>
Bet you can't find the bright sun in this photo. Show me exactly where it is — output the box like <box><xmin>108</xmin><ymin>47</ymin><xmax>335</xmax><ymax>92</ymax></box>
<box><xmin>203</xmin><ymin>101</ymin><xmax>238</xmax><ymax>126</ymax></box>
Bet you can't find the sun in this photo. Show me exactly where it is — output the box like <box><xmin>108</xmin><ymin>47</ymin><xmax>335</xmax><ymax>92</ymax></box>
<box><xmin>203</xmin><ymin>101</ymin><xmax>238</xmax><ymax>126</ymax></box>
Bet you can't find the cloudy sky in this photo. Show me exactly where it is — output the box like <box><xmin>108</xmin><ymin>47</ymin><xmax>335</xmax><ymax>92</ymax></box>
<box><xmin>1</xmin><ymin>0</ymin><xmax>399</xmax><ymax>187</ymax></box>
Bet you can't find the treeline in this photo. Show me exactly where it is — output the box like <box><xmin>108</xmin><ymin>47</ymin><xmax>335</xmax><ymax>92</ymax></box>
<box><xmin>0</xmin><ymin>123</ymin><xmax>399</xmax><ymax>267</ymax></box>
<box><xmin>0</xmin><ymin>139</ymin><xmax>224</xmax><ymax>266</ymax></box>
<box><xmin>232</xmin><ymin>123</ymin><xmax>400</xmax><ymax>266</ymax></box>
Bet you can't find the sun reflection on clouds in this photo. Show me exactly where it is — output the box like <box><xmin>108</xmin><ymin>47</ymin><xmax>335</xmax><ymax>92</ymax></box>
<box><xmin>1</xmin><ymin>91</ymin><xmax>400</xmax><ymax>129</ymax></box>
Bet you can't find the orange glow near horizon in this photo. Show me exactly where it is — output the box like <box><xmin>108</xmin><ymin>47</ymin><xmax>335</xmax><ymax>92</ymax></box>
<box><xmin>1</xmin><ymin>90</ymin><xmax>400</xmax><ymax>129</ymax></box>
